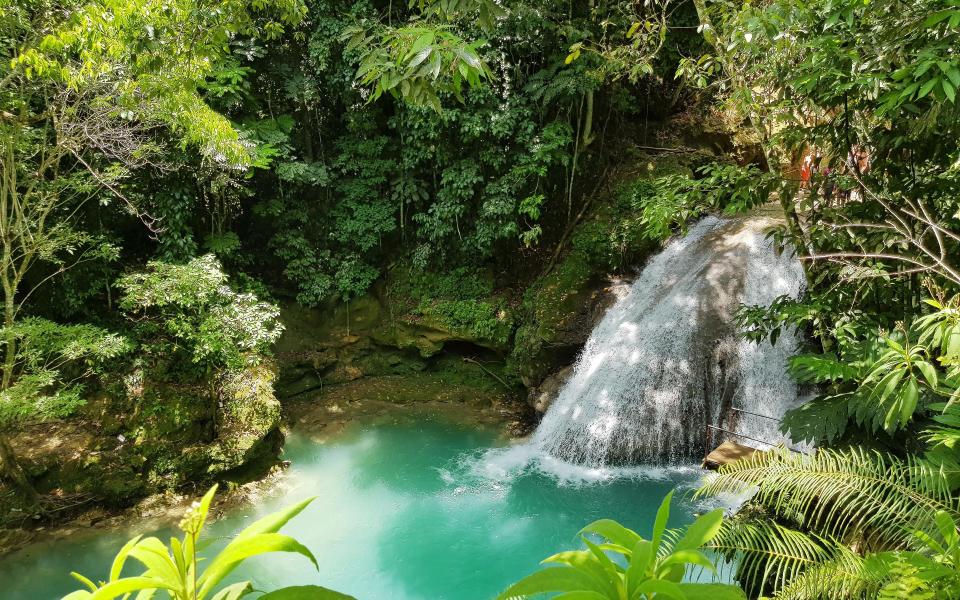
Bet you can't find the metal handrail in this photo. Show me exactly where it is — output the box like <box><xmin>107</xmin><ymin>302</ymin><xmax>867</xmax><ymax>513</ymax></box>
<box><xmin>705</xmin><ymin>425</ymin><xmax>803</xmax><ymax>453</ymax></box>
<box><xmin>729</xmin><ymin>407</ymin><xmax>781</xmax><ymax>422</ymax></box>
<box><xmin>705</xmin><ymin>425</ymin><xmax>782</xmax><ymax>448</ymax></box>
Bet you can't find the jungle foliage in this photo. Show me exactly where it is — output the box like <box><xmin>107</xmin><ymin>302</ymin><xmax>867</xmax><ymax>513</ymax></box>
<box><xmin>3</xmin><ymin>0</ymin><xmax>960</xmax><ymax>598</ymax></box>
<box><xmin>684</xmin><ymin>0</ymin><xmax>960</xmax><ymax>597</ymax></box>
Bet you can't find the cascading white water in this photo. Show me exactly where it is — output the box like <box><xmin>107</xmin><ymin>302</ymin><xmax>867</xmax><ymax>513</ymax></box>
<box><xmin>530</xmin><ymin>215</ymin><xmax>806</xmax><ymax>467</ymax></box>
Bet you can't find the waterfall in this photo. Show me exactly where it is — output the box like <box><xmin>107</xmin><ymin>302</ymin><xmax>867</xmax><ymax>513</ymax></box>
<box><xmin>530</xmin><ymin>215</ymin><xmax>806</xmax><ymax>467</ymax></box>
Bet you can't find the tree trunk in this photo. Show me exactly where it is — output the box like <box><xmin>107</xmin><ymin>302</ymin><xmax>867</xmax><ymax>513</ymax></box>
<box><xmin>582</xmin><ymin>90</ymin><xmax>596</xmax><ymax>148</ymax></box>
<box><xmin>0</xmin><ymin>433</ymin><xmax>40</xmax><ymax>504</ymax></box>
<box><xmin>2</xmin><ymin>291</ymin><xmax>16</xmax><ymax>390</ymax></box>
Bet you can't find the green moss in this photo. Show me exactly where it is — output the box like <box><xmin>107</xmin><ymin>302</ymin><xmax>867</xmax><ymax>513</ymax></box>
<box><xmin>375</xmin><ymin>263</ymin><xmax>516</xmax><ymax>354</ymax></box>
<box><xmin>7</xmin><ymin>362</ymin><xmax>284</xmax><ymax>510</ymax></box>
<box><xmin>413</xmin><ymin>298</ymin><xmax>514</xmax><ymax>349</ymax></box>
<box><xmin>507</xmin><ymin>251</ymin><xmax>597</xmax><ymax>385</ymax></box>
<box><xmin>312</xmin><ymin>362</ymin><xmax>511</xmax><ymax>408</ymax></box>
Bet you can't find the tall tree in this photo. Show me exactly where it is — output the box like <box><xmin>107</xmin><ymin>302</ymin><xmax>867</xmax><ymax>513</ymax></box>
<box><xmin>0</xmin><ymin>0</ymin><xmax>304</xmax><ymax>502</ymax></box>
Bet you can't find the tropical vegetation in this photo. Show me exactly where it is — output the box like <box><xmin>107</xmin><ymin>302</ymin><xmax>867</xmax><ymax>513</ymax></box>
<box><xmin>64</xmin><ymin>485</ymin><xmax>353</xmax><ymax>599</ymax></box>
<box><xmin>0</xmin><ymin>0</ymin><xmax>958</xmax><ymax>597</ymax></box>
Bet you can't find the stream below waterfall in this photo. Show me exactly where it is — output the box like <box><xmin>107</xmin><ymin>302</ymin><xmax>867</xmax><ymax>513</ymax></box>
<box><xmin>1</xmin><ymin>417</ymin><xmax>709</xmax><ymax>599</ymax></box>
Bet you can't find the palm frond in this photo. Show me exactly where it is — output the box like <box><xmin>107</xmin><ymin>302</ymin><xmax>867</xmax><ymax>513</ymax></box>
<box><xmin>698</xmin><ymin>448</ymin><xmax>960</xmax><ymax>549</ymax></box>
<box><xmin>779</xmin><ymin>393</ymin><xmax>853</xmax><ymax>445</ymax></box>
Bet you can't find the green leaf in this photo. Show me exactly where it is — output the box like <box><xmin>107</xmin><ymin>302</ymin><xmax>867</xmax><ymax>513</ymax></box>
<box><xmin>408</xmin><ymin>47</ymin><xmax>432</xmax><ymax>70</ymax></box>
<box><xmin>582</xmin><ymin>537</ymin><xmax>623</xmax><ymax>591</ymax></box>
<box><xmin>259</xmin><ymin>585</ymin><xmax>358</xmax><ymax>599</ymax></box>
<box><xmin>925</xmin><ymin>9</ymin><xmax>956</xmax><ymax>26</ymax></box>
<box><xmin>656</xmin><ymin>549</ymin><xmax>716</xmax><ymax>575</ymax></box>
<box><xmin>209</xmin><ymin>581</ymin><xmax>253</xmax><ymax>600</ymax></box>
<box><xmin>70</xmin><ymin>572</ymin><xmax>98</xmax><ymax>593</ymax></box>
<box><xmin>874</xmin><ymin>369</ymin><xmax>904</xmax><ymax>404</ymax></box>
<box><xmin>198</xmin><ymin>533</ymin><xmax>318</xmax><ymax>598</ymax></box>
<box><xmin>90</xmin><ymin>577</ymin><xmax>176</xmax><ymax>600</ymax></box>
<box><xmin>109</xmin><ymin>535</ymin><xmax>144</xmax><ymax>583</ymax></box>
<box><xmin>552</xmin><ymin>593</ymin><xmax>609</xmax><ymax>600</ymax></box>
<box><xmin>918</xmin><ymin>76</ymin><xmax>940</xmax><ymax>99</ymax></box>
<box><xmin>234</xmin><ymin>496</ymin><xmax>316</xmax><ymax>541</ymax></box>
<box><xmin>674</xmin><ymin>509</ymin><xmax>724</xmax><ymax>551</ymax></box>
<box><xmin>943</xmin><ymin>78</ymin><xmax>956</xmax><ymax>102</ymax></box>
<box><xmin>455</xmin><ymin>47</ymin><xmax>481</xmax><ymax>69</ymax></box>
<box><xmin>128</xmin><ymin>538</ymin><xmax>182</xmax><ymax>589</ymax></box>
<box><xmin>579</xmin><ymin>519</ymin><xmax>641</xmax><ymax>550</ymax></box>
<box><xmin>899</xmin><ymin>378</ymin><xmax>920</xmax><ymax>427</ymax></box>
<box><xmin>917</xmin><ymin>361</ymin><xmax>939</xmax><ymax>389</ymax></box>
<box><xmin>884</xmin><ymin>338</ymin><xmax>906</xmax><ymax>354</ymax></box>
<box><xmin>947</xmin><ymin>67</ymin><xmax>960</xmax><ymax>89</ymax></box>
<box><xmin>543</xmin><ymin>550</ymin><xmax>619</xmax><ymax>597</ymax></box>
<box><xmin>651</xmin><ymin>491</ymin><xmax>673</xmax><ymax>551</ymax></box>
<box><xmin>497</xmin><ymin>566</ymin><xmax>609</xmax><ymax>599</ymax></box>
<box><xmin>630</xmin><ymin>579</ymin><xmax>685</xmax><ymax>600</ymax></box>
<box><xmin>626</xmin><ymin>539</ymin><xmax>654</xmax><ymax>593</ymax></box>
<box><xmin>407</xmin><ymin>33</ymin><xmax>435</xmax><ymax>59</ymax></box>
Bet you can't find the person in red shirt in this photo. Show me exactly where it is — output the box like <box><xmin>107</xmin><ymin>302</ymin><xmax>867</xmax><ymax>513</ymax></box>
<box><xmin>800</xmin><ymin>153</ymin><xmax>813</xmax><ymax>189</ymax></box>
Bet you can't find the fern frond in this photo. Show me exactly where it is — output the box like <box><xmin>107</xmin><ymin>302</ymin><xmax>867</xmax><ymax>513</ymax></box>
<box><xmin>771</xmin><ymin>544</ymin><xmax>884</xmax><ymax>600</ymax></box>
<box><xmin>697</xmin><ymin>448</ymin><xmax>960</xmax><ymax>549</ymax></box>
<box><xmin>780</xmin><ymin>394</ymin><xmax>853</xmax><ymax>445</ymax></box>
<box><xmin>708</xmin><ymin>518</ymin><xmax>834</xmax><ymax>597</ymax></box>
<box><xmin>788</xmin><ymin>354</ymin><xmax>859</xmax><ymax>384</ymax></box>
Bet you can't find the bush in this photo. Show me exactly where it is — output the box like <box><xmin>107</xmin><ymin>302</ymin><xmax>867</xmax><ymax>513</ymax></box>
<box><xmin>118</xmin><ymin>255</ymin><xmax>284</xmax><ymax>376</ymax></box>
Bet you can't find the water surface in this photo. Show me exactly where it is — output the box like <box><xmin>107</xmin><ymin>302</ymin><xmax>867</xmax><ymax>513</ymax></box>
<box><xmin>2</xmin><ymin>417</ymin><xmax>706</xmax><ymax>599</ymax></box>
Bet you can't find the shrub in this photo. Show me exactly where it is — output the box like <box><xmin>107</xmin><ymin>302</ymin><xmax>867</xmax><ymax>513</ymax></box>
<box><xmin>118</xmin><ymin>255</ymin><xmax>283</xmax><ymax>376</ymax></box>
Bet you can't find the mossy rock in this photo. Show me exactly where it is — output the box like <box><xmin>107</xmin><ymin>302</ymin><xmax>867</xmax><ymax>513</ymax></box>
<box><xmin>192</xmin><ymin>362</ymin><xmax>282</xmax><ymax>475</ymax></box>
<box><xmin>370</xmin><ymin>321</ymin><xmax>449</xmax><ymax>357</ymax></box>
<box><xmin>7</xmin><ymin>363</ymin><xmax>284</xmax><ymax>510</ymax></box>
<box><xmin>509</xmin><ymin>249</ymin><xmax>616</xmax><ymax>387</ymax></box>
<box><xmin>276</xmin><ymin>294</ymin><xmax>383</xmax><ymax>356</ymax></box>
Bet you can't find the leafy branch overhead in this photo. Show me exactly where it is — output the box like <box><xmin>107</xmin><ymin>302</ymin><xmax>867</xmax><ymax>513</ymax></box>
<box><xmin>343</xmin><ymin>24</ymin><xmax>493</xmax><ymax>111</ymax></box>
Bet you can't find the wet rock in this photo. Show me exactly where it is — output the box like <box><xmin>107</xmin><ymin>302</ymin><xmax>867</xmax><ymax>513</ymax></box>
<box><xmin>0</xmin><ymin>528</ymin><xmax>33</xmax><ymax>553</ymax></box>
<box><xmin>528</xmin><ymin>365</ymin><xmax>574</xmax><ymax>414</ymax></box>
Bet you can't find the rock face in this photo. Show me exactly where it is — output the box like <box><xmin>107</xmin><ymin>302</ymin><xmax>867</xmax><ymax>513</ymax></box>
<box><xmin>180</xmin><ymin>363</ymin><xmax>283</xmax><ymax>478</ymax></box>
<box><xmin>274</xmin><ymin>292</ymin><xmax>513</xmax><ymax>399</ymax></box>
<box><xmin>512</xmin><ymin>276</ymin><xmax>628</xmax><ymax>389</ymax></box>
